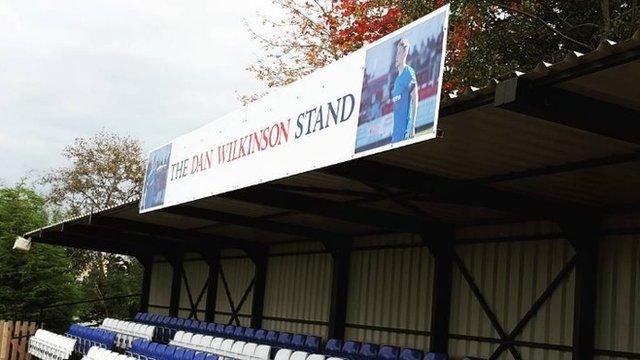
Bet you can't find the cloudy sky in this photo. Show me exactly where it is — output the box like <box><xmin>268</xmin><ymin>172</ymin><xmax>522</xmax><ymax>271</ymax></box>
<box><xmin>0</xmin><ymin>0</ymin><xmax>279</xmax><ymax>186</ymax></box>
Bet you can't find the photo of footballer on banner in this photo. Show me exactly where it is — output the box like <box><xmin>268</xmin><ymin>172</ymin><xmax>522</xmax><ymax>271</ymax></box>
<box><xmin>354</xmin><ymin>9</ymin><xmax>447</xmax><ymax>153</ymax></box>
<box><xmin>140</xmin><ymin>143</ymin><xmax>172</xmax><ymax>211</ymax></box>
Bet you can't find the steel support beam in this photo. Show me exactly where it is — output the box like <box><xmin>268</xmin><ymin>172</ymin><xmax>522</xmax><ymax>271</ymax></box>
<box><xmin>422</xmin><ymin>227</ymin><xmax>454</xmax><ymax>353</ymax></box>
<box><xmin>563</xmin><ymin>219</ymin><xmax>601</xmax><ymax>360</ymax></box>
<box><xmin>168</xmin><ymin>254</ymin><xmax>183</xmax><ymax>317</ymax></box>
<box><xmin>204</xmin><ymin>250</ymin><xmax>221</xmax><ymax>322</ymax></box>
<box><xmin>138</xmin><ymin>255</ymin><xmax>153</xmax><ymax>313</ymax></box>
<box><xmin>326</xmin><ymin>239</ymin><xmax>352</xmax><ymax>340</ymax></box>
<box><xmin>247</xmin><ymin>246</ymin><xmax>268</xmax><ymax>329</ymax></box>
<box><xmin>496</xmin><ymin>77</ymin><xmax>640</xmax><ymax>145</ymax></box>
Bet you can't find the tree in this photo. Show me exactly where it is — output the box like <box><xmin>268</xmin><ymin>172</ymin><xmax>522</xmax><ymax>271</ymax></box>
<box><xmin>0</xmin><ymin>183</ymin><xmax>80</xmax><ymax>332</ymax></box>
<box><xmin>248</xmin><ymin>0</ymin><xmax>640</xmax><ymax>91</ymax></box>
<box><xmin>41</xmin><ymin>130</ymin><xmax>146</xmax><ymax>321</ymax></box>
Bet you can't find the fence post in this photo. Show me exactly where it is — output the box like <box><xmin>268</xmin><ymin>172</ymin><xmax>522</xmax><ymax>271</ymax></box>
<box><xmin>1</xmin><ymin>321</ymin><xmax>13</xmax><ymax>360</ymax></box>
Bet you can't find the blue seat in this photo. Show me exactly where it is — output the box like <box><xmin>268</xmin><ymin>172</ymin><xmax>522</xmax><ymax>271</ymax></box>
<box><xmin>131</xmin><ymin>339</ymin><xmax>143</xmax><ymax>353</ymax></box>
<box><xmin>224</xmin><ymin>325</ymin><xmax>236</xmax><ymax>337</ymax></box>
<box><xmin>325</xmin><ymin>339</ymin><xmax>343</xmax><ymax>356</ymax></box>
<box><xmin>254</xmin><ymin>329</ymin><xmax>267</xmax><ymax>342</ymax></box>
<box><xmin>163</xmin><ymin>345</ymin><xmax>177</xmax><ymax>360</ymax></box>
<box><xmin>191</xmin><ymin>320</ymin><xmax>201</xmax><ymax>331</ymax></box>
<box><xmin>135</xmin><ymin>313</ymin><xmax>143</xmax><ymax>321</ymax></box>
<box><xmin>304</xmin><ymin>336</ymin><xmax>320</xmax><ymax>352</ymax></box>
<box><xmin>378</xmin><ymin>346</ymin><xmax>399</xmax><ymax>360</ymax></box>
<box><xmin>277</xmin><ymin>332</ymin><xmax>292</xmax><ymax>347</ymax></box>
<box><xmin>207</xmin><ymin>323</ymin><xmax>218</xmax><ymax>335</ymax></box>
<box><xmin>399</xmin><ymin>349</ymin><xmax>422</xmax><ymax>360</ymax></box>
<box><xmin>244</xmin><ymin>328</ymin><xmax>256</xmax><ymax>341</ymax></box>
<box><xmin>170</xmin><ymin>318</ymin><xmax>178</xmax><ymax>328</ymax></box>
<box><xmin>194</xmin><ymin>353</ymin><xmax>206</xmax><ymax>360</ymax></box>
<box><xmin>205</xmin><ymin>355</ymin><xmax>218</xmax><ymax>360</ymax></box>
<box><xmin>265</xmin><ymin>330</ymin><xmax>279</xmax><ymax>345</ymax></box>
<box><xmin>155</xmin><ymin>344</ymin><xmax>168</xmax><ymax>360</ymax></box>
<box><xmin>147</xmin><ymin>343</ymin><xmax>159</xmax><ymax>358</ymax></box>
<box><xmin>199</xmin><ymin>322</ymin><xmax>208</xmax><ymax>332</ymax></box>
<box><xmin>174</xmin><ymin>348</ymin><xmax>186</xmax><ymax>360</ymax></box>
<box><xmin>182</xmin><ymin>350</ymin><xmax>196</xmax><ymax>360</ymax></box>
<box><xmin>424</xmin><ymin>354</ymin><xmax>448</xmax><ymax>360</ymax></box>
<box><xmin>184</xmin><ymin>320</ymin><xmax>193</xmax><ymax>330</ymax></box>
<box><xmin>291</xmin><ymin>334</ymin><xmax>306</xmax><ymax>350</ymax></box>
<box><xmin>149</xmin><ymin>314</ymin><xmax>159</xmax><ymax>323</ymax></box>
<box><xmin>234</xmin><ymin>327</ymin><xmax>246</xmax><ymax>340</ymax></box>
<box><xmin>342</xmin><ymin>341</ymin><xmax>361</xmax><ymax>360</ymax></box>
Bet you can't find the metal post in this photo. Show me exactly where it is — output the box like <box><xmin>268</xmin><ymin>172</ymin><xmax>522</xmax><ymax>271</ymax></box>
<box><xmin>327</xmin><ymin>239</ymin><xmax>352</xmax><ymax>340</ymax></box>
<box><xmin>426</xmin><ymin>227</ymin><xmax>454</xmax><ymax>353</ymax></box>
<box><xmin>248</xmin><ymin>247</ymin><xmax>268</xmax><ymax>329</ymax></box>
<box><xmin>204</xmin><ymin>250</ymin><xmax>221</xmax><ymax>322</ymax></box>
<box><xmin>139</xmin><ymin>255</ymin><xmax>153</xmax><ymax>313</ymax></box>
<box><xmin>168</xmin><ymin>254</ymin><xmax>183</xmax><ymax>317</ymax></box>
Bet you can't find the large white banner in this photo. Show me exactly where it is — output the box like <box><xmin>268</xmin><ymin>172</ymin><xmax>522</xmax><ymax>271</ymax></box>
<box><xmin>140</xmin><ymin>5</ymin><xmax>449</xmax><ymax>213</ymax></box>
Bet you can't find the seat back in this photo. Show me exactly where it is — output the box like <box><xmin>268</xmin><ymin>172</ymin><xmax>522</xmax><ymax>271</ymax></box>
<box><xmin>244</xmin><ymin>328</ymin><xmax>256</xmax><ymax>341</ymax></box>
<box><xmin>221</xmin><ymin>339</ymin><xmax>235</xmax><ymax>352</ymax></box>
<box><xmin>325</xmin><ymin>339</ymin><xmax>343</xmax><ymax>356</ymax></box>
<box><xmin>265</xmin><ymin>331</ymin><xmax>279</xmax><ymax>345</ymax></box>
<box><xmin>304</xmin><ymin>336</ymin><xmax>320</xmax><ymax>352</ymax></box>
<box><xmin>211</xmin><ymin>337</ymin><xmax>224</xmax><ymax>350</ymax></box>
<box><xmin>234</xmin><ymin>327</ymin><xmax>246</xmax><ymax>340</ymax></box>
<box><xmin>359</xmin><ymin>343</ymin><xmax>379</xmax><ymax>360</ymax></box>
<box><xmin>182</xmin><ymin>349</ymin><xmax>196</xmax><ymax>360</ymax></box>
<box><xmin>205</xmin><ymin>355</ymin><xmax>219</xmax><ymax>360</ymax></box>
<box><xmin>291</xmin><ymin>334</ymin><xmax>305</xmax><ymax>350</ymax></box>
<box><xmin>215</xmin><ymin>324</ymin><xmax>226</xmax><ymax>335</ymax></box>
<box><xmin>192</xmin><ymin>334</ymin><xmax>203</xmax><ymax>347</ymax></box>
<box><xmin>242</xmin><ymin>342</ymin><xmax>258</xmax><ymax>358</ymax></box>
<box><xmin>378</xmin><ymin>346</ymin><xmax>399</xmax><ymax>360</ymax></box>
<box><xmin>254</xmin><ymin>329</ymin><xmax>267</xmax><ymax>342</ymax></box>
<box><xmin>253</xmin><ymin>344</ymin><xmax>272</xmax><ymax>360</ymax></box>
<box><xmin>274</xmin><ymin>349</ymin><xmax>293</xmax><ymax>360</ymax></box>
<box><xmin>277</xmin><ymin>332</ymin><xmax>292</xmax><ymax>347</ymax></box>
<box><xmin>194</xmin><ymin>353</ymin><xmax>206</xmax><ymax>360</ymax></box>
<box><xmin>290</xmin><ymin>351</ymin><xmax>308</xmax><ymax>360</ymax></box>
<box><xmin>307</xmin><ymin>355</ymin><xmax>326</xmax><ymax>360</ymax></box>
<box><xmin>207</xmin><ymin>323</ymin><xmax>218</xmax><ymax>335</ymax></box>
<box><xmin>224</xmin><ymin>325</ymin><xmax>236</xmax><ymax>337</ymax></box>
<box><xmin>399</xmin><ymin>349</ymin><xmax>422</xmax><ymax>360</ymax></box>
<box><xmin>174</xmin><ymin>348</ymin><xmax>186</xmax><ymax>360</ymax></box>
<box><xmin>423</xmin><ymin>354</ymin><xmax>448</xmax><ymax>360</ymax></box>
<box><xmin>342</xmin><ymin>341</ymin><xmax>361</xmax><ymax>358</ymax></box>
<box><xmin>231</xmin><ymin>341</ymin><xmax>247</xmax><ymax>355</ymax></box>
<box><xmin>163</xmin><ymin>345</ymin><xmax>177</xmax><ymax>360</ymax></box>
<box><xmin>201</xmin><ymin>335</ymin><xmax>214</xmax><ymax>349</ymax></box>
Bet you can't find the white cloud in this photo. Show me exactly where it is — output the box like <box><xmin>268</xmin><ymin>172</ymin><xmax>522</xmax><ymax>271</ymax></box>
<box><xmin>0</xmin><ymin>0</ymin><xmax>280</xmax><ymax>186</ymax></box>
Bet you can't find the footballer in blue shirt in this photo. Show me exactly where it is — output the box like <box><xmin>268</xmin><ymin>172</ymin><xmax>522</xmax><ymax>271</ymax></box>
<box><xmin>391</xmin><ymin>39</ymin><xmax>418</xmax><ymax>143</ymax></box>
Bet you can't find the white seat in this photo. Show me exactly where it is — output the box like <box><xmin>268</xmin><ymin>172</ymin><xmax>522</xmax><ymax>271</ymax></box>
<box><xmin>326</xmin><ymin>357</ymin><xmax>345</xmax><ymax>360</ymax></box>
<box><xmin>201</xmin><ymin>336</ymin><xmax>214</xmax><ymax>350</ymax></box>
<box><xmin>220</xmin><ymin>339</ymin><xmax>235</xmax><ymax>357</ymax></box>
<box><xmin>210</xmin><ymin>337</ymin><xmax>224</xmax><ymax>351</ymax></box>
<box><xmin>192</xmin><ymin>334</ymin><xmax>204</xmax><ymax>349</ymax></box>
<box><xmin>274</xmin><ymin>349</ymin><xmax>293</xmax><ymax>360</ymax></box>
<box><xmin>230</xmin><ymin>341</ymin><xmax>246</xmax><ymax>357</ymax></box>
<box><xmin>241</xmin><ymin>343</ymin><xmax>257</xmax><ymax>360</ymax></box>
<box><xmin>116</xmin><ymin>355</ymin><xmax>130</xmax><ymax>360</ymax></box>
<box><xmin>172</xmin><ymin>331</ymin><xmax>185</xmax><ymax>345</ymax></box>
<box><xmin>182</xmin><ymin>332</ymin><xmax>194</xmax><ymax>346</ymax></box>
<box><xmin>306</xmin><ymin>355</ymin><xmax>325</xmax><ymax>360</ymax></box>
<box><xmin>252</xmin><ymin>345</ymin><xmax>271</xmax><ymax>360</ymax></box>
<box><xmin>290</xmin><ymin>351</ymin><xmax>308</xmax><ymax>360</ymax></box>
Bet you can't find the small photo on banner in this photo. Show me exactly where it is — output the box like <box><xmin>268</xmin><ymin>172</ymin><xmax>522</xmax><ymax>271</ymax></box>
<box><xmin>140</xmin><ymin>143</ymin><xmax>172</xmax><ymax>211</ymax></box>
<box><xmin>354</xmin><ymin>10</ymin><xmax>447</xmax><ymax>153</ymax></box>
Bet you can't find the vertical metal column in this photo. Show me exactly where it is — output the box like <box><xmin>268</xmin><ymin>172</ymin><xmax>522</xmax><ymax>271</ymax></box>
<box><xmin>204</xmin><ymin>250</ymin><xmax>221</xmax><ymax>322</ymax></box>
<box><xmin>168</xmin><ymin>254</ymin><xmax>183</xmax><ymax>317</ymax></box>
<box><xmin>248</xmin><ymin>246</ymin><xmax>268</xmax><ymax>329</ymax></box>
<box><xmin>327</xmin><ymin>239</ymin><xmax>352</xmax><ymax>340</ymax></box>
<box><xmin>138</xmin><ymin>255</ymin><xmax>153</xmax><ymax>313</ymax></box>
<box><xmin>425</xmin><ymin>227</ymin><xmax>454</xmax><ymax>353</ymax></box>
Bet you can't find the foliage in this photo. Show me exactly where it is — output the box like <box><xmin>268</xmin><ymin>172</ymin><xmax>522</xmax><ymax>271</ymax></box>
<box><xmin>40</xmin><ymin>130</ymin><xmax>146</xmax><ymax>323</ymax></box>
<box><xmin>248</xmin><ymin>0</ymin><xmax>640</xmax><ymax>91</ymax></box>
<box><xmin>0</xmin><ymin>183</ymin><xmax>80</xmax><ymax>331</ymax></box>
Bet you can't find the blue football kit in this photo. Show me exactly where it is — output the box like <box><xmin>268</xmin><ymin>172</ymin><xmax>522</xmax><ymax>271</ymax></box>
<box><xmin>391</xmin><ymin>65</ymin><xmax>417</xmax><ymax>142</ymax></box>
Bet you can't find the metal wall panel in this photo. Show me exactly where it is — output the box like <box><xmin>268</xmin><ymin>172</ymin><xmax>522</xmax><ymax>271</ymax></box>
<box><xmin>450</xmin><ymin>221</ymin><xmax>575</xmax><ymax>360</ymax></box>
<box><xmin>595</xmin><ymin>231</ymin><xmax>640</xmax><ymax>357</ymax></box>
<box><xmin>216</xmin><ymin>256</ymin><xmax>255</xmax><ymax>326</ymax></box>
<box><xmin>345</xmin><ymin>234</ymin><xmax>434</xmax><ymax>350</ymax></box>
<box><xmin>263</xmin><ymin>245</ymin><xmax>332</xmax><ymax>336</ymax></box>
<box><xmin>149</xmin><ymin>261</ymin><xmax>173</xmax><ymax>310</ymax></box>
<box><xmin>179</xmin><ymin>256</ymin><xmax>210</xmax><ymax>320</ymax></box>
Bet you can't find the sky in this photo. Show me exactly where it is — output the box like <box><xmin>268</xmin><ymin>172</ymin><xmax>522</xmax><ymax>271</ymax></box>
<box><xmin>0</xmin><ymin>0</ymin><xmax>279</xmax><ymax>186</ymax></box>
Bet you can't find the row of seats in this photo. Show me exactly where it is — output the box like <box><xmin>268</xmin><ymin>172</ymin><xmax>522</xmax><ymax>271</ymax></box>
<box><xmin>84</xmin><ymin>346</ymin><xmax>137</xmax><ymax>360</ymax></box>
<box><xmin>134</xmin><ymin>313</ymin><xmax>320</xmax><ymax>352</ymax></box>
<box><xmin>169</xmin><ymin>331</ymin><xmax>271</xmax><ymax>360</ymax></box>
<box><xmin>66</xmin><ymin>325</ymin><xmax>117</xmax><ymax>354</ymax></box>
<box><xmin>130</xmin><ymin>339</ymin><xmax>218</xmax><ymax>360</ymax></box>
<box><xmin>323</xmin><ymin>339</ymin><xmax>447</xmax><ymax>360</ymax></box>
<box><xmin>101</xmin><ymin>318</ymin><xmax>155</xmax><ymax>349</ymax></box>
<box><xmin>28</xmin><ymin>329</ymin><xmax>76</xmax><ymax>360</ymax></box>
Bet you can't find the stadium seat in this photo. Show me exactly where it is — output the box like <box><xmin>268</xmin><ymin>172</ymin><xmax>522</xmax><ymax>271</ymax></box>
<box><xmin>201</xmin><ymin>335</ymin><xmax>214</xmax><ymax>350</ymax></box>
<box><xmin>215</xmin><ymin>324</ymin><xmax>226</xmax><ymax>335</ymax></box>
<box><xmin>174</xmin><ymin>348</ymin><xmax>186</xmax><ymax>360</ymax></box>
<box><xmin>211</xmin><ymin>338</ymin><xmax>224</xmax><ymax>351</ymax></box>
<box><xmin>191</xmin><ymin>320</ymin><xmax>202</xmax><ymax>331</ymax></box>
<box><xmin>265</xmin><ymin>331</ymin><xmax>279</xmax><ymax>346</ymax></box>
<box><xmin>399</xmin><ymin>349</ymin><xmax>422</xmax><ymax>360</ymax></box>
<box><xmin>325</xmin><ymin>339</ymin><xmax>343</xmax><ymax>357</ymax></box>
<box><xmin>253</xmin><ymin>330</ymin><xmax>267</xmax><ymax>343</ymax></box>
<box><xmin>205</xmin><ymin>355</ymin><xmax>219</xmax><ymax>360</ymax></box>
<box><xmin>162</xmin><ymin>345</ymin><xmax>176</xmax><ymax>360</ymax></box>
<box><xmin>290</xmin><ymin>335</ymin><xmax>305</xmax><ymax>351</ymax></box>
<box><xmin>199</xmin><ymin>322</ymin><xmax>209</xmax><ymax>332</ymax></box>
<box><xmin>423</xmin><ymin>354</ymin><xmax>448</xmax><ymax>360</ymax></box>
<box><xmin>241</xmin><ymin>342</ymin><xmax>258</xmax><ymax>360</ymax></box>
<box><xmin>342</xmin><ymin>341</ymin><xmax>361</xmax><ymax>360</ymax></box>
<box><xmin>358</xmin><ymin>343</ymin><xmax>379</xmax><ymax>360</ymax></box>
<box><xmin>377</xmin><ymin>346</ymin><xmax>399</xmax><ymax>360</ymax></box>
<box><xmin>253</xmin><ymin>344</ymin><xmax>272</xmax><ymax>360</ymax></box>
<box><xmin>276</xmin><ymin>332</ymin><xmax>292</xmax><ymax>348</ymax></box>
<box><xmin>192</xmin><ymin>334</ymin><xmax>204</xmax><ymax>349</ymax></box>
<box><xmin>307</xmin><ymin>355</ymin><xmax>326</xmax><ymax>360</ymax></box>
<box><xmin>234</xmin><ymin>327</ymin><xmax>246</xmax><ymax>340</ymax></box>
<box><xmin>231</xmin><ymin>341</ymin><xmax>247</xmax><ymax>358</ymax></box>
<box><xmin>207</xmin><ymin>323</ymin><xmax>218</xmax><ymax>335</ymax></box>
<box><xmin>182</xmin><ymin>349</ymin><xmax>196</xmax><ymax>360</ymax></box>
<box><xmin>303</xmin><ymin>336</ymin><xmax>320</xmax><ymax>353</ymax></box>
<box><xmin>224</xmin><ymin>325</ymin><xmax>236</xmax><ymax>338</ymax></box>
<box><xmin>274</xmin><ymin>349</ymin><xmax>293</xmax><ymax>360</ymax></box>
<box><xmin>244</xmin><ymin>328</ymin><xmax>256</xmax><ymax>341</ymax></box>
<box><xmin>29</xmin><ymin>329</ymin><xmax>76</xmax><ymax>360</ymax></box>
<box><xmin>220</xmin><ymin>339</ymin><xmax>235</xmax><ymax>358</ymax></box>
<box><xmin>194</xmin><ymin>353</ymin><xmax>207</xmax><ymax>360</ymax></box>
<box><xmin>290</xmin><ymin>351</ymin><xmax>308</xmax><ymax>360</ymax></box>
